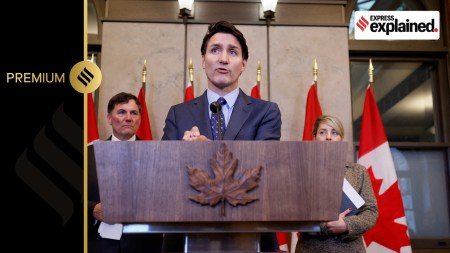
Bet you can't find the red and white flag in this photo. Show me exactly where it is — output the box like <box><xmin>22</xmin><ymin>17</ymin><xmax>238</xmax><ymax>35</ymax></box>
<box><xmin>358</xmin><ymin>85</ymin><xmax>411</xmax><ymax>253</ymax></box>
<box><xmin>250</xmin><ymin>82</ymin><xmax>261</xmax><ymax>99</ymax></box>
<box><xmin>87</xmin><ymin>92</ymin><xmax>99</xmax><ymax>145</ymax></box>
<box><xmin>136</xmin><ymin>87</ymin><xmax>153</xmax><ymax>140</ymax></box>
<box><xmin>184</xmin><ymin>80</ymin><xmax>194</xmax><ymax>102</ymax></box>
<box><xmin>276</xmin><ymin>232</ymin><xmax>289</xmax><ymax>252</ymax></box>
<box><xmin>302</xmin><ymin>82</ymin><xmax>323</xmax><ymax>141</ymax></box>
<box><xmin>279</xmin><ymin>232</ymin><xmax>300</xmax><ymax>253</ymax></box>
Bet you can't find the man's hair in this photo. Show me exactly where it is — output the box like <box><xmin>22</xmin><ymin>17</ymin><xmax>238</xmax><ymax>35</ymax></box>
<box><xmin>107</xmin><ymin>92</ymin><xmax>142</xmax><ymax>114</ymax></box>
<box><xmin>312</xmin><ymin>115</ymin><xmax>345</xmax><ymax>137</ymax></box>
<box><xmin>200</xmin><ymin>20</ymin><xmax>249</xmax><ymax>61</ymax></box>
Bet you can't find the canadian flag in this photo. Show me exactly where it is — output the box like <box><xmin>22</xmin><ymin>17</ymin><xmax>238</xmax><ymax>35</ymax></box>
<box><xmin>184</xmin><ymin>80</ymin><xmax>194</xmax><ymax>102</ymax></box>
<box><xmin>358</xmin><ymin>85</ymin><xmax>412</xmax><ymax>253</ymax></box>
<box><xmin>136</xmin><ymin>87</ymin><xmax>153</xmax><ymax>140</ymax></box>
<box><xmin>276</xmin><ymin>232</ymin><xmax>289</xmax><ymax>252</ymax></box>
<box><xmin>87</xmin><ymin>92</ymin><xmax>99</xmax><ymax>145</ymax></box>
<box><xmin>250</xmin><ymin>82</ymin><xmax>261</xmax><ymax>99</ymax></box>
<box><xmin>302</xmin><ymin>82</ymin><xmax>323</xmax><ymax>141</ymax></box>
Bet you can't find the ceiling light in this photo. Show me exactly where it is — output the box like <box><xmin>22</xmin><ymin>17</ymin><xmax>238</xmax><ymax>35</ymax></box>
<box><xmin>178</xmin><ymin>0</ymin><xmax>195</xmax><ymax>19</ymax></box>
<box><xmin>260</xmin><ymin>0</ymin><xmax>278</xmax><ymax>21</ymax></box>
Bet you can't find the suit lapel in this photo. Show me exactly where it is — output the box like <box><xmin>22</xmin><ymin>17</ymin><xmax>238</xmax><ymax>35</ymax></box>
<box><xmin>190</xmin><ymin>91</ymin><xmax>214</xmax><ymax>139</ymax></box>
<box><xmin>224</xmin><ymin>89</ymin><xmax>252</xmax><ymax>140</ymax></box>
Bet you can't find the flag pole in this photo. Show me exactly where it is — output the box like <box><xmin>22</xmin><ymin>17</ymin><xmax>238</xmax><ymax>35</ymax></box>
<box><xmin>142</xmin><ymin>59</ymin><xmax>147</xmax><ymax>94</ymax></box>
<box><xmin>313</xmin><ymin>58</ymin><xmax>318</xmax><ymax>88</ymax></box>
<box><xmin>137</xmin><ymin>59</ymin><xmax>153</xmax><ymax>140</ymax></box>
<box><xmin>256</xmin><ymin>61</ymin><xmax>261</xmax><ymax>88</ymax></box>
<box><xmin>250</xmin><ymin>61</ymin><xmax>262</xmax><ymax>99</ymax></box>
<box><xmin>368</xmin><ymin>58</ymin><xmax>374</xmax><ymax>88</ymax></box>
<box><xmin>184</xmin><ymin>57</ymin><xmax>195</xmax><ymax>102</ymax></box>
<box><xmin>189</xmin><ymin>57</ymin><xmax>194</xmax><ymax>85</ymax></box>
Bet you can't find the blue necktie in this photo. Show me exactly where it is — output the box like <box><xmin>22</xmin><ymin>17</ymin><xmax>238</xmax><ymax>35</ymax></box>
<box><xmin>210</xmin><ymin>97</ymin><xmax>227</xmax><ymax>140</ymax></box>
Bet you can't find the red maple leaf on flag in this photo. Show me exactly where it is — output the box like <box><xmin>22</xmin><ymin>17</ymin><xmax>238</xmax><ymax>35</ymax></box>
<box><xmin>364</xmin><ymin>166</ymin><xmax>411</xmax><ymax>252</ymax></box>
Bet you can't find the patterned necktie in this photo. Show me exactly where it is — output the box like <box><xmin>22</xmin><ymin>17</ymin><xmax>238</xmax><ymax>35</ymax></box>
<box><xmin>210</xmin><ymin>97</ymin><xmax>227</xmax><ymax>140</ymax></box>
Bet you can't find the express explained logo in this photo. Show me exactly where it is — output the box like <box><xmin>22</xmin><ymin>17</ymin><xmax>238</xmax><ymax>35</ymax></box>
<box><xmin>356</xmin><ymin>16</ymin><xmax>369</xmax><ymax>32</ymax></box>
<box><xmin>354</xmin><ymin>11</ymin><xmax>440</xmax><ymax>40</ymax></box>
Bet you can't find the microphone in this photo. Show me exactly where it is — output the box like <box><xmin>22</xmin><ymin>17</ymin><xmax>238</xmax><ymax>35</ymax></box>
<box><xmin>209</xmin><ymin>101</ymin><xmax>221</xmax><ymax>113</ymax></box>
<box><xmin>210</xmin><ymin>101</ymin><xmax>223</xmax><ymax>140</ymax></box>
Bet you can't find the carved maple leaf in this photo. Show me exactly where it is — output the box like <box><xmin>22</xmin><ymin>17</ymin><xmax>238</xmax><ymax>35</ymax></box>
<box><xmin>363</xmin><ymin>166</ymin><xmax>411</xmax><ymax>252</ymax></box>
<box><xmin>187</xmin><ymin>143</ymin><xmax>261</xmax><ymax>215</ymax></box>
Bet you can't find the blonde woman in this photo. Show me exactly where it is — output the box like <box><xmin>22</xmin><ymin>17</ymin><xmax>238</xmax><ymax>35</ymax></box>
<box><xmin>296</xmin><ymin>115</ymin><xmax>378</xmax><ymax>253</ymax></box>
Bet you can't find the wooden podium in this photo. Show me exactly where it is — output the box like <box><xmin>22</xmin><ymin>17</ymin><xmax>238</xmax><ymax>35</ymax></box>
<box><xmin>93</xmin><ymin>140</ymin><xmax>347</xmax><ymax>252</ymax></box>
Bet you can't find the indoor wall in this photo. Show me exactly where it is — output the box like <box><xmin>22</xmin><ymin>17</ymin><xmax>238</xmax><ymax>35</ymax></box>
<box><xmin>95</xmin><ymin>0</ymin><xmax>355</xmax><ymax>158</ymax></box>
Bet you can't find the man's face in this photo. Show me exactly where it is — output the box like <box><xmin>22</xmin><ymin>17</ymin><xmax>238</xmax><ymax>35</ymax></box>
<box><xmin>202</xmin><ymin>32</ymin><xmax>247</xmax><ymax>93</ymax></box>
<box><xmin>107</xmin><ymin>100</ymin><xmax>141</xmax><ymax>140</ymax></box>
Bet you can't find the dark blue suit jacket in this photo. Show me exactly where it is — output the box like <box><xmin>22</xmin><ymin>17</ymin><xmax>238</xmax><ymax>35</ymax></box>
<box><xmin>162</xmin><ymin>89</ymin><xmax>282</xmax><ymax>140</ymax></box>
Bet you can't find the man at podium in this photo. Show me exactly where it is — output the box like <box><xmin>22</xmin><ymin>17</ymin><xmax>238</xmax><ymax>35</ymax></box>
<box><xmin>161</xmin><ymin>20</ymin><xmax>282</xmax><ymax>252</ymax></box>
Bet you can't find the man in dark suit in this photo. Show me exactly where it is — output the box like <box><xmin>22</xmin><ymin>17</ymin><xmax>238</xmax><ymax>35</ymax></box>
<box><xmin>88</xmin><ymin>92</ymin><xmax>163</xmax><ymax>253</ymax></box>
<box><xmin>162</xmin><ymin>20</ymin><xmax>281</xmax><ymax>142</ymax></box>
<box><xmin>161</xmin><ymin>20</ymin><xmax>282</xmax><ymax>252</ymax></box>
<box><xmin>162</xmin><ymin>88</ymin><xmax>281</xmax><ymax>141</ymax></box>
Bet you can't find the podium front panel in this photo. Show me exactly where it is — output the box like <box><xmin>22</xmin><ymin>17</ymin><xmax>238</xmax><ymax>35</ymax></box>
<box><xmin>93</xmin><ymin>141</ymin><xmax>347</xmax><ymax>228</ymax></box>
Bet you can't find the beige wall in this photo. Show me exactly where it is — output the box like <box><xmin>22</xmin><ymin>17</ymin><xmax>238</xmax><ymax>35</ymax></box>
<box><xmin>98</xmin><ymin>22</ymin><xmax>354</xmax><ymax>158</ymax></box>
<box><xmin>269</xmin><ymin>26</ymin><xmax>352</xmax><ymax>144</ymax></box>
<box><xmin>98</xmin><ymin>22</ymin><xmax>186</xmax><ymax>141</ymax></box>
